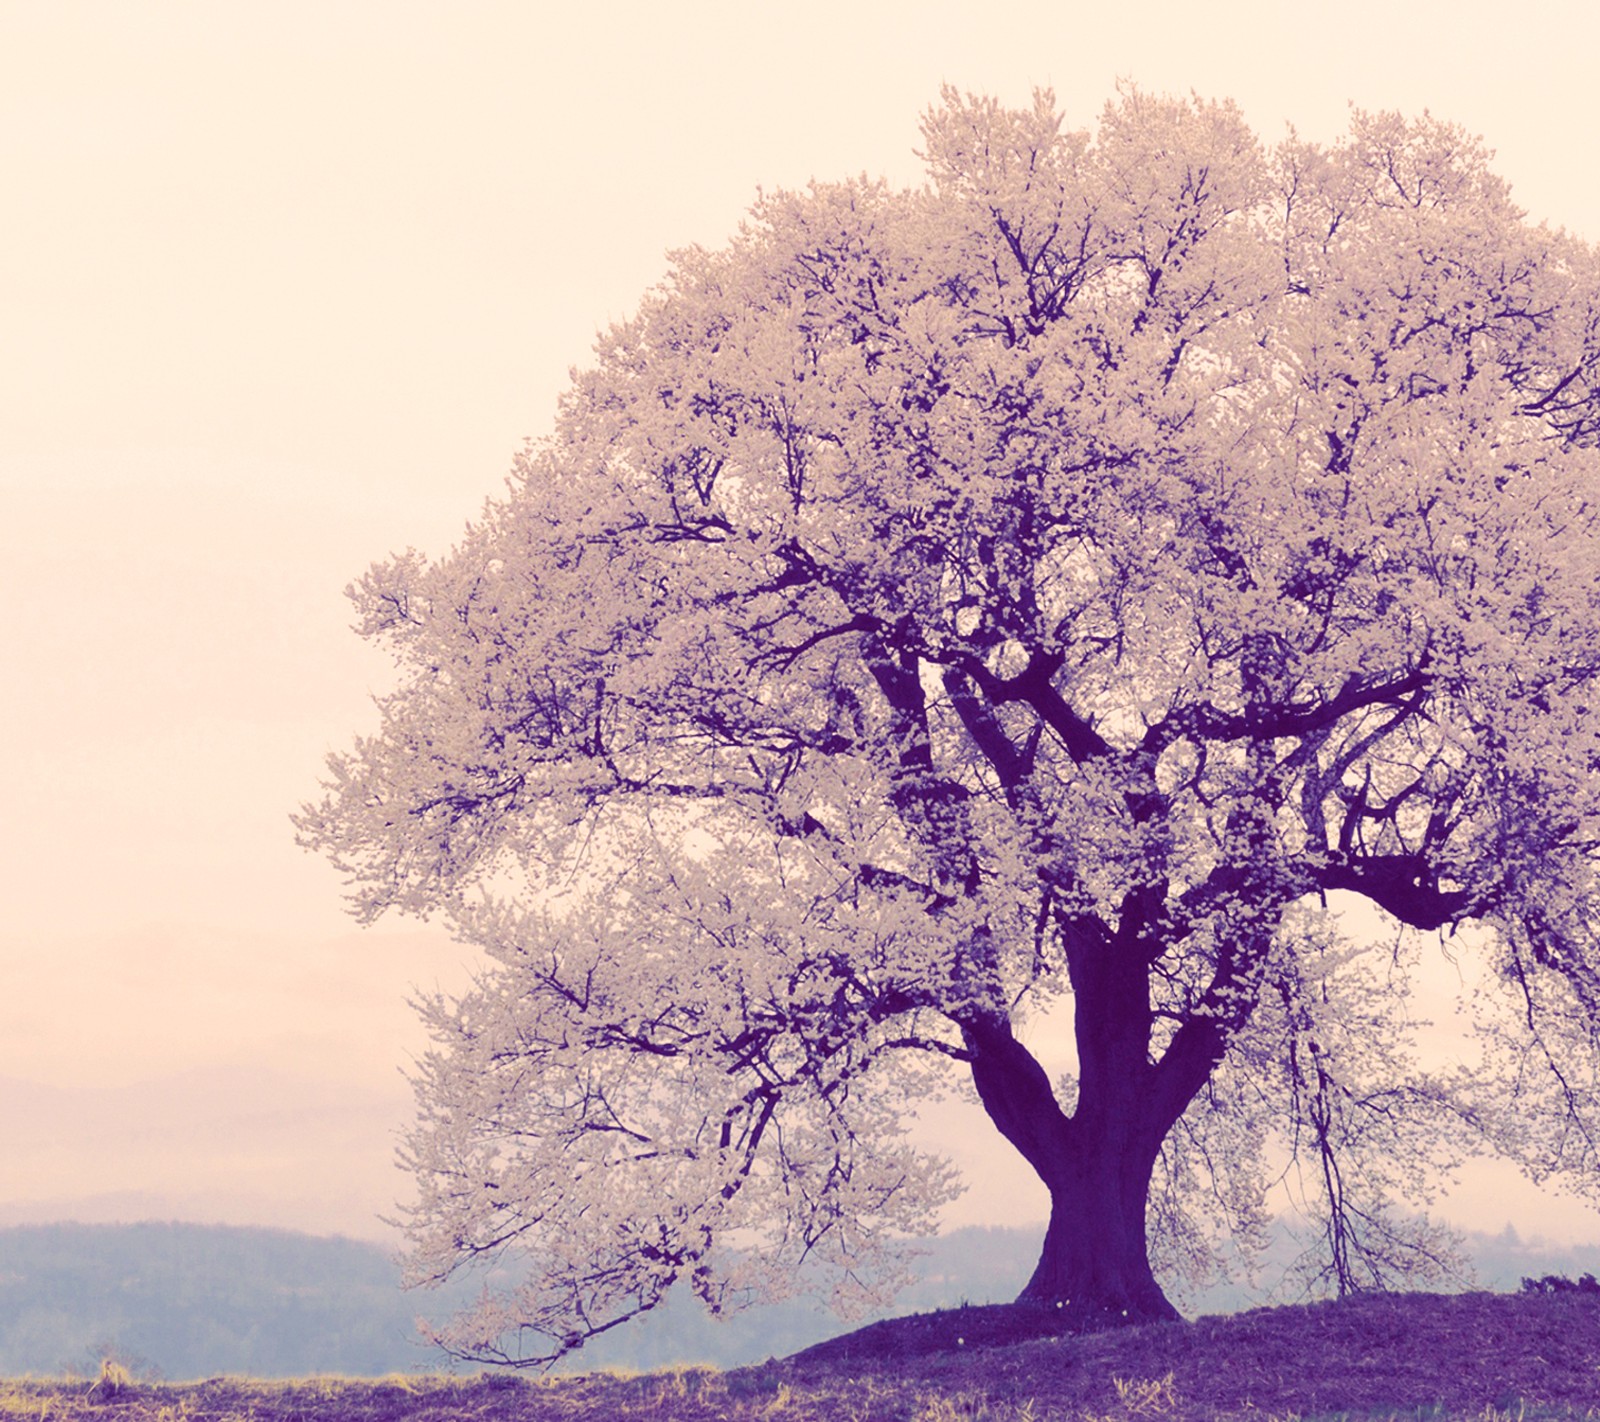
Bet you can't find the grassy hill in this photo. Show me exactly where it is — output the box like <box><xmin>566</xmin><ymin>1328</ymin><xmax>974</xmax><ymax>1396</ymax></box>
<box><xmin>4</xmin><ymin>1288</ymin><xmax>1600</xmax><ymax>1419</ymax></box>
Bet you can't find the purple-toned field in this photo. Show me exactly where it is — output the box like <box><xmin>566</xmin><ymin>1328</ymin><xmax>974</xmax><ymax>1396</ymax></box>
<box><xmin>6</xmin><ymin>1289</ymin><xmax>1600</xmax><ymax>1421</ymax></box>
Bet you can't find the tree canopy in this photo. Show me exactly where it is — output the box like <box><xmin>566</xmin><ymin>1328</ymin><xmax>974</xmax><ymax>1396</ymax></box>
<box><xmin>299</xmin><ymin>88</ymin><xmax>1600</xmax><ymax>1364</ymax></box>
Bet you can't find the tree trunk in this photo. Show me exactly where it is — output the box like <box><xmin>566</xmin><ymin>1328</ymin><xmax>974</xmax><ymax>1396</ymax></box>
<box><xmin>963</xmin><ymin>962</ymin><xmax>1188</xmax><ymax>1325</ymax></box>
<box><xmin>1018</xmin><ymin>1129</ymin><xmax>1178</xmax><ymax>1323</ymax></box>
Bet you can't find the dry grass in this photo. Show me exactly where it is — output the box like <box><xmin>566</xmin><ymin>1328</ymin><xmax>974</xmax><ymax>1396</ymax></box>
<box><xmin>3</xmin><ymin>1290</ymin><xmax>1600</xmax><ymax>1420</ymax></box>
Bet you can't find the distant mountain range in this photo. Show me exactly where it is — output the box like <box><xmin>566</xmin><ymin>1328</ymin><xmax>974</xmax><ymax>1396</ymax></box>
<box><xmin>2</xmin><ymin>1219</ymin><xmax>1598</xmax><ymax>1380</ymax></box>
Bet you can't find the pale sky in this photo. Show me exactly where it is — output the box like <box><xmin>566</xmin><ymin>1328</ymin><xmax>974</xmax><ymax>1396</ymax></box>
<box><xmin>5</xmin><ymin>0</ymin><xmax>1600</xmax><ymax>1252</ymax></box>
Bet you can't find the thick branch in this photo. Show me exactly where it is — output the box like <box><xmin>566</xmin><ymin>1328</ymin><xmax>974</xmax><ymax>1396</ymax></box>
<box><xmin>961</xmin><ymin>1011</ymin><xmax>1076</xmax><ymax>1185</ymax></box>
<box><xmin>942</xmin><ymin>666</ymin><xmax>1032</xmax><ymax>791</ymax></box>
<box><xmin>1315</xmin><ymin>853</ymin><xmax>1472</xmax><ymax>931</ymax></box>
<box><xmin>861</xmin><ymin>633</ymin><xmax>979</xmax><ymax>893</ymax></box>
<box><xmin>1148</xmin><ymin>862</ymin><xmax>1284</xmax><ymax>1138</ymax></box>
<box><xmin>964</xmin><ymin>649</ymin><xmax>1115</xmax><ymax>764</ymax></box>
<box><xmin>1142</xmin><ymin>662</ymin><xmax>1431</xmax><ymax>757</ymax></box>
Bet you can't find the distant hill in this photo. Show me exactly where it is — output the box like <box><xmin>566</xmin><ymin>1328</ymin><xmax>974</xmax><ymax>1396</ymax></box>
<box><xmin>0</xmin><ymin>1223</ymin><xmax>429</xmax><ymax>1379</ymax></box>
<box><xmin>0</xmin><ymin>1221</ymin><xmax>1033</xmax><ymax>1378</ymax></box>
<box><xmin>1</xmin><ymin>1219</ymin><xmax>1597</xmax><ymax>1380</ymax></box>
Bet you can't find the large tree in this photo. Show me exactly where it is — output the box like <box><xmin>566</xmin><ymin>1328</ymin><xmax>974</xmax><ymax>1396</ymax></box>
<box><xmin>300</xmin><ymin>89</ymin><xmax>1600</xmax><ymax>1363</ymax></box>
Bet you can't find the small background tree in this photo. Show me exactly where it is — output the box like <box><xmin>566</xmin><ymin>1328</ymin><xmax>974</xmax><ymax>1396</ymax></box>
<box><xmin>299</xmin><ymin>87</ymin><xmax>1600</xmax><ymax>1365</ymax></box>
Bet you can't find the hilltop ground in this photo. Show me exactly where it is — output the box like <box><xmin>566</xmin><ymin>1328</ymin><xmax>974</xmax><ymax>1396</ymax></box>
<box><xmin>4</xmin><ymin>1288</ymin><xmax>1600</xmax><ymax>1420</ymax></box>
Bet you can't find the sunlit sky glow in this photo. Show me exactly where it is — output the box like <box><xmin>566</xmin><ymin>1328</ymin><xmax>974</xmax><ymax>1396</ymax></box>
<box><xmin>5</xmin><ymin>0</ymin><xmax>1600</xmax><ymax>1246</ymax></box>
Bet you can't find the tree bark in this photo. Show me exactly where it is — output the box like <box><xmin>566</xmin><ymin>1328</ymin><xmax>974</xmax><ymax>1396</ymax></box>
<box><xmin>1018</xmin><ymin>1124</ymin><xmax>1178</xmax><ymax>1322</ymax></box>
<box><xmin>963</xmin><ymin>1005</ymin><xmax>1182</xmax><ymax>1325</ymax></box>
